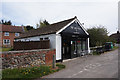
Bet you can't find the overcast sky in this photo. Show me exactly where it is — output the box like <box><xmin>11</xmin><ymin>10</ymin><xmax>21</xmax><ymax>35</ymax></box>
<box><xmin>1</xmin><ymin>0</ymin><xmax>119</xmax><ymax>35</ymax></box>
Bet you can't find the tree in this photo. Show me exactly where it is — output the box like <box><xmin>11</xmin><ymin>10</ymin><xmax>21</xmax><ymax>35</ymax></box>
<box><xmin>7</xmin><ymin>20</ymin><xmax>12</xmax><ymax>25</ymax></box>
<box><xmin>36</xmin><ymin>19</ymin><xmax>49</xmax><ymax>28</ymax></box>
<box><xmin>87</xmin><ymin>25</ymin><xmax>109</xmax><ymax>47</ymax></box>
<box><xmin>0</xmin><ymin>19</ymin><xmax>12</xmax><ymax>25</ymax></box>
<box><xmin>25</xmin><ymin>25</ymin><xmax>34</xmax><ymax>31</ymax></box>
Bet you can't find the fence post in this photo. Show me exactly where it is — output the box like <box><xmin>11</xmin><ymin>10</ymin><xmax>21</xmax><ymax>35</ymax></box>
<box><xmin>52</xmin><ymin>54</ymin><xmax>56</xmax><ymax>68</ymax></box>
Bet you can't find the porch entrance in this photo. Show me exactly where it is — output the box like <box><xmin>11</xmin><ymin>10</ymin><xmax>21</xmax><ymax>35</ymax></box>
<box><xmin>62</xmin><ymin>38</ymin><xmax>71</xmax><ymax>59</ymax></box>
<box><xmin>62</xmin><ymin>35</ymin><xmax>86</xmax><ymax>60</ymax></box>
<box><xmin>60</xmin><ymin>20</ymin><xmax>89</xmax><ymax>61</ymax></box>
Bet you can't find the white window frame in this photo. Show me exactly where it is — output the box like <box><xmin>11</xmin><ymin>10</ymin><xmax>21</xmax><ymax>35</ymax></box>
<box><xmin>15</xmin><ymin>33</ymin><xmax>20</xmax><ymax>37</ymax></box>
<box><xmin>4</xmin><ymin>32</ymin><xmax>9</xmax><ymax>36</ymax></box>
<box><xmin>3</xmin><ymin>39</ymin><xmax>10</xmax><ymax>45</ymax></box>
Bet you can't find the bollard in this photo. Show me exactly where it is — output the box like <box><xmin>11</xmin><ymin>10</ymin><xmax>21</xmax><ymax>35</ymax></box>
<box><xmin>52</xmin><ymin>54</ymin><xmax>56</xmax><ymax>68</ymax></box>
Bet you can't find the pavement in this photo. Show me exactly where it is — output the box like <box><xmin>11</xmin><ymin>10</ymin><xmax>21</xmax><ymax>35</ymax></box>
<box><xmin>36</xmin><ymin>49</ymin><xmax>118</xmax><ymax>79</ymax></box>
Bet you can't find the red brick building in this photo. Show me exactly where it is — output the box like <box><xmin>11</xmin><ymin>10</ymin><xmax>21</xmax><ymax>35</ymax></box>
<box><xmin>0</xmin><ymin>24</ymin><xmax>24</xmax><ymax>47</ymax></box>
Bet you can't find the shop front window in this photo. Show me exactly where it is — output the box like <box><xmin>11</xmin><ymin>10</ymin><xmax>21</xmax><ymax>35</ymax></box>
<box><xmin>71</xmin><ymin>41</ymin><xmax>77</xmax><ymax>54</ymax></box>
<box><xmin>77</xmin><ymin>41</ymin><xmax>82</xmax><ymax>54</ymax></box>
<box><xmin>82</xmin><ymin>41</ymin><xmax>86</xmax><ymax>50</ymax></box>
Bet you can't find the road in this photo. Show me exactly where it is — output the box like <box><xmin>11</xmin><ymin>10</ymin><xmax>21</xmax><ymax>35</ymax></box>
<box><xmin>39</xmin><ymin>49</ymin><xmax>118</xmax><ymax>78</ymax></box>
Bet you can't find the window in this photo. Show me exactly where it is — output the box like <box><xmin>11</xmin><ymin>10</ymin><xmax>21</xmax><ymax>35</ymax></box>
<box><xmin>40</xmin><ymin>38</ymin><xmax>43</xmax><ymax>41</ymax></box>
<box><xmin>3</xmin><ymin>39</ymin><xmax>10</xmax><ymax>45</ymax></box>
<box><xmin>4</xmin><ymin>32</ymin><xmax>9</xmax><ymax>36</ymax></box>
<box><xmin>15</xmin><ymin>33</ymin><xmax>19</xmax><ymax>37</ymax></box>
<box><xmin>44</xmin><ymin>37</ymin><xmax>49</xmax><ymax>40</ymax></box>
<box><xmin>25</xmin><ymin>39</ymin><xmax>29</xmax><ymax>41</ymax></box>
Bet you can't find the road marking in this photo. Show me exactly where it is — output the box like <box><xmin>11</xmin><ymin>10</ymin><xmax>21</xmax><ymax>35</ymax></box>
<box><xmin>68</xmin><ymin>63</ymin><xmax>102</xmax><ymax>78</ymax></box>
<box><xmin>78</xmin><ymin>71</ymin><xmax>83</xmax><ymax>73</ymax></box>
<box><xmin>68</xmin><ymin>70</ymin><xmax>83</xmax><ymax>78</ymax></box>
<box><xmin>84</xmin><ymin>68</ymin><xmax>88</xmax><ymax>71</ymax></box>
<box><xmin>73</xmin><ymin>73</ymin><xmax>77</xmax><ymax>76</ymax></box>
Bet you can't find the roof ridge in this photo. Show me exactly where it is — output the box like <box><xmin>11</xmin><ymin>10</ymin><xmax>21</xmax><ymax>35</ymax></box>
<box><xmin>0</xmin><ymin>24</ymin><xmax>24</xmax><ymax>27</ymax></box>
<box><xmin>17</xmin><ymin>16</ymin><xmax>77</xmax><ymax>38</ymax></box>
<box><xmin>35</xmin><ymin>17</ymin><xmax>76</xmax><ymax>30</ymax></box>
<box><xmin>1</xmin><ymin>24</ymin><xmax>24</xmax><ymax>33</ymax></box>
<box><xmin>50</xmin><ymin>17</ymin><xmax>76</xmax><ymax>25</ymax></box>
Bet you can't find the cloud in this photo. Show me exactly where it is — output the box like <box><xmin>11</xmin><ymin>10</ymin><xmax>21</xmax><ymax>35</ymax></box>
<box><xmin>1</xmin><ymin>1</ymin><xmax>118</xmax><ymax>35</ymax></box>
<box><xmin>1</xmin><ymin>0</ymin><xmax>119</xmax><ymax>2</ymax></box>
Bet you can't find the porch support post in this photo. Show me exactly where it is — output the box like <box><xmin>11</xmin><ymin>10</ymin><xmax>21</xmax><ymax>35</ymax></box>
<box><xmin>56</xmin><ymin>34</ymin><xmax>62</xmax><ymax>60</ymax></box>
<box><xmin>86</xmin><ymin>38</ymin><xmax>90</xmax><ymax>54</ymax></box>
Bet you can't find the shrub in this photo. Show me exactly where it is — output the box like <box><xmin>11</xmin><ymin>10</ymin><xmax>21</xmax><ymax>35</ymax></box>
<box><xmin>2</xmin><ymin>64</ymin><xmax>65</xmax><ymax>79</ymax></box>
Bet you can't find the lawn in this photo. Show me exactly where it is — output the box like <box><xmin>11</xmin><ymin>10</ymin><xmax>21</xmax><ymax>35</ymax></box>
<box><xmin>2</xmin><ymin>63</ymin><xmax>65</xmax><ymax>79</ymax></box>
<box><xmin>0</xmin><ymin>48</ymin><xmax>13</xmax><ymax>52</ymax></box>
<box><xmin>113</xmin><ymin>46</ymin><xmax>118</xmax><ymax>50</ymax></box>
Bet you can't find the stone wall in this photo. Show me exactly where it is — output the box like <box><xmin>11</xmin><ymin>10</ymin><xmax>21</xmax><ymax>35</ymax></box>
<box><xmin>1</xmin><ymin>49</ymin><xmax>55</xmax><ymax>69</ymax></box>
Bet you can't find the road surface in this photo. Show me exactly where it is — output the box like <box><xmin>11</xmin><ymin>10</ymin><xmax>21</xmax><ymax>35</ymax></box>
<box><xmin>38</xmin><ymin>49</ymin><xmax>118</xmax><ymax>78</ymax></box>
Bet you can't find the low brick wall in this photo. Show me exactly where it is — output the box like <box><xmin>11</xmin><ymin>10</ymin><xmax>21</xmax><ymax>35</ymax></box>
<box><xmin>1</xmin><ymin>49</ymin><xmax>56</xmax><ymax>69</ymax></box>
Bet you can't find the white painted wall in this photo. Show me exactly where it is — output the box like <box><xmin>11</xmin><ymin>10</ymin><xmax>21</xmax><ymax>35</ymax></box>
<box><xmin>87</xmin><ymin>38</ymin><xmax>90</xmax><ymax>53</ymax></box>
<box><xmin>15</xmin><ymin>33</ymin><xmax>62</xmax><ymax>60</ymax></box>
<box><xmin>56</xmin><ymin>34</ymin><xmax>62</xmax><ymax>60</ymax></box>
<box><xmin>15</xmin><ymin>34</ymin><xmax>56</xmax><ymax>49</ymax></box>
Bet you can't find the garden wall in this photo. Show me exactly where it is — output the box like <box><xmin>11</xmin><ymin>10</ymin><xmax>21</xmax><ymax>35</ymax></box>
<box><xmin>1</xmin><ymin>49</ymin><xmax>56</xmax><ymax>69</ymax></box>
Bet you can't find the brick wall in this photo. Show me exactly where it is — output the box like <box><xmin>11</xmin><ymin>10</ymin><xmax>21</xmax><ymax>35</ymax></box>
<box><xmin>1</xmin><ymin>49</ymin><xmax>56</xmax><ymax>69</ymax></box>
<box><xmin>0</xmin><ymin>32</ymin><xmax>2</xmax><ymax>47</ymax></box>
<box><xmin>1</xmin><ymin>32</ymin><xmax>22</xmax><ymax>48</ymax></box>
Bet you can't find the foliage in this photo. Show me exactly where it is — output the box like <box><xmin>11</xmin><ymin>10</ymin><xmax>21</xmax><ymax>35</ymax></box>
<box><xmin>113</xmin><ymin>46</ymin><xmax>118</xmax><ymax>50</ymax></box>
<box><xmin>24</xmin><ymin>25</ymin><xmax>34</xmax><ymax>31</ymax></box>
<box><xmin>2</xmin><ymin>64</ymin><xmax>65</xmax><ymax>79</ymax></box>
<box><xmin>36</xmin><ymin>19</ymin><xmax>50</xmax><ymax>28</ymax></box>
<box><xmin>0</xmin><ymin>19</ymin><xmax>12</xmax><ymax>25</ymax></box>
<box><xmin>92</xmin><ymin>51</ymin><xmax>101</xmax><ymax>55</ymax></box>
<box><xmin>0</xmin><ymin>48</ymin><xmax>13</xmax><ymax>52</ymax></box>
<box><xmin>87</xmin><ymin>25</ymin><xmax>110</xmax><ymax>47</ymax></box>
<box><xmin>56</xmin><ymin>63</ymin><xmax>66</xmax><ymax>71</ymax></box>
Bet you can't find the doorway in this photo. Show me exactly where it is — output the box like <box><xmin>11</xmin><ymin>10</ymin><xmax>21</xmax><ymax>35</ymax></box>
<box><xmin>62</xmin><ymin>39</ymin><xmax>71</xmax><ymax>60</ymax></box>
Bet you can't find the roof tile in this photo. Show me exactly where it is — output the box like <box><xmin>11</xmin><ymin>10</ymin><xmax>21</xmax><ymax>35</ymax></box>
<box><xmin>17</xmin><ymin>17</ymin><xmax>76</xmax><ymax>38</ymax></box>
<box><xmin>0</xmin><ymin>24</ymin><xmax>24</xmax><ymax>33</ymax></box>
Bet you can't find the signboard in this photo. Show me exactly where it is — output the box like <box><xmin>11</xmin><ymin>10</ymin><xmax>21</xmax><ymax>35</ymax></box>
<box><xmin>61</xmin><ymin>21</ymin><xmax>88</xmax><ymax>38</ymax></box>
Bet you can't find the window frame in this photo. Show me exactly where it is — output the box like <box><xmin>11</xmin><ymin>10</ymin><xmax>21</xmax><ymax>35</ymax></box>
<box><xmin>4</xmin><ymin>32</ymin><xmax>9</xmax><ymax>36</ymax></box>
<box><xmin>3</xmin><ymin>39</ymin><xmax>10</xmax><ymax>45</ymax></box>
<box><xmin>15</xmin><ymin>33</ymin><xmax>20</xmax><ymax>37</ymax></box>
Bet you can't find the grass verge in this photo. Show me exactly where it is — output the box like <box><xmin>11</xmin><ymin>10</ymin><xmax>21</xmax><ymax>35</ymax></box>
<box><xmin>0</xmin><ymin>48</ymin><xmax>13</xmax><ymax>52</ymax></box>
<box><xmin>113</xmin><ymin>46</ymin><xmax>118</xmax><ymax>50</ymax></box>
<box><xmin>2</xmin><ymin>63</ymin><xmax>65</xmax><ymax>79</ymax></box>
<box><xmin>92</xmin><ymin>46</ymin><xmax>118</xmax><ymax>55</ymax></box>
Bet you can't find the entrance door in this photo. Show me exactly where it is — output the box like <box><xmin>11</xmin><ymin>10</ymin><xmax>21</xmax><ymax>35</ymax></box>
<box><xmin>71</xmin><ymin>41</ymin><xmax>78</xmax><ymax>58</ymax></box>
<box><xmin>62</xmin><ymin>40</ymin><xmax>71</xmax><ymax>59</ymax></box>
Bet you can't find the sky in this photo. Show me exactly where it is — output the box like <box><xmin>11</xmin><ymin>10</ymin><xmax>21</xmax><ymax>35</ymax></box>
<box><xmin>0</xmin><ymin>0</ymin><xmax>119</xmax><ymax>35</ymax></box>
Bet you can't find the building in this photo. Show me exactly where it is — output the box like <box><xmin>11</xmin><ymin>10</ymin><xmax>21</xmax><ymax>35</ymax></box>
<box><xmin>15</xmin><ymin>16</ymin><xmax>90</xmax><ymax>61</ymax></box>
<box><xmin>0</xmin><ymin>24</ymin><xmax>24</xmax><ymax>48</ymax></box>
<box><xmin>110</xmin><ymin>31</ymin><xmax>120</xmax><ymax>43</ymax></box>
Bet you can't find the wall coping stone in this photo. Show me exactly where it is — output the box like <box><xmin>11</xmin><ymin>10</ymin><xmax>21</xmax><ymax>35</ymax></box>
<box><xmin>1</xmin><ymin>49</ymin><xmax>55</xmax><ymax>54</ymax></box>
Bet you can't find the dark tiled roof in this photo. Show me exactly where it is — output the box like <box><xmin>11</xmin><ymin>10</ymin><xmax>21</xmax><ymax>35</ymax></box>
<box><xmin>110</xmin><ymin>33</ymin><xmax>120</xmax><ymax>40</ymax></box>
<box><xmin>17</xmin><ymin>17</ymin><xmax>76</xmax><ymax>39</ymax></box>
<box><xmin>0</xmin><ymin>24</ymin><xmax>24</xmax><ymax>33</ymax></box>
